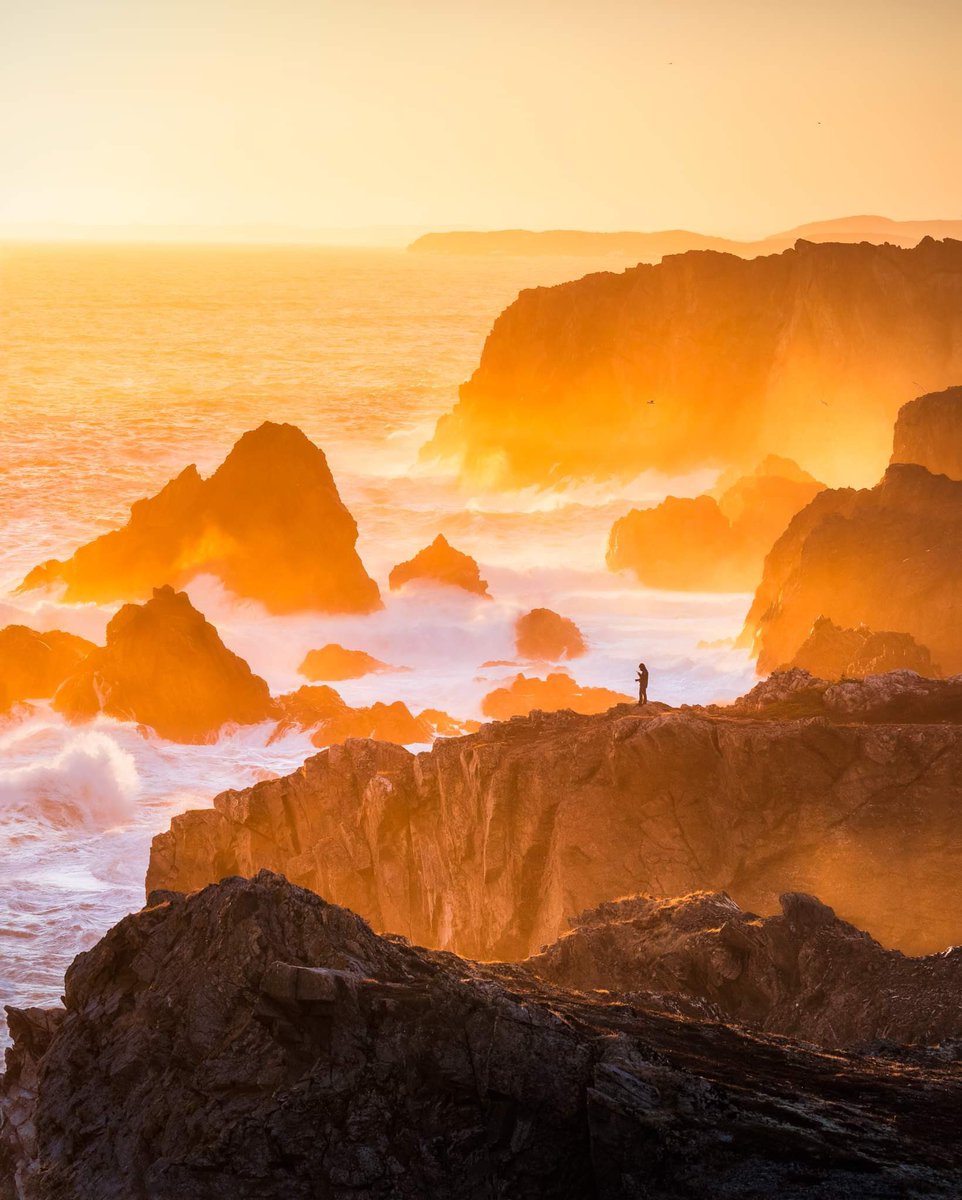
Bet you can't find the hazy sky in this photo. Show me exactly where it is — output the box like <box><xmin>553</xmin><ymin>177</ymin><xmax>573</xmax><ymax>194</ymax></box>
<box><xmin>2</xmin><ymin>0</ymin><xmax>960</xmax><ymax>237</ymax></box>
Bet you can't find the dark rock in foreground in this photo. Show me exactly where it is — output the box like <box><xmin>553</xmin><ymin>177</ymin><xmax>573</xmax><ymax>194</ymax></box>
<box><xmin>4</xmin><ymin>872</ymin><xmax>962</xmax><ymax>1198</ymax></box>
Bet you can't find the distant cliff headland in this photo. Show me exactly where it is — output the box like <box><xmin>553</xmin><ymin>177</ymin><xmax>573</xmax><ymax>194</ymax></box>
<box><xmin>409</xmin><ymin>216</ymin><xmax>962</xmax><ymax>258</ymax></box>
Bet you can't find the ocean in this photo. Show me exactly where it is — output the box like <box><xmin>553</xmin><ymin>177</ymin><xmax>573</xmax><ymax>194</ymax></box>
<box><xmin>0</xmin><ymin>243</ymin><xmax>755</xmax><ymax>1040</ymax></box>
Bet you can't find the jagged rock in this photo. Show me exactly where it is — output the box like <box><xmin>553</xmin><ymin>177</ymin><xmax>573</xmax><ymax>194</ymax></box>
<box><xmin>5</xmin><ymin>872</ymin><xmax>962</xmax><ymax>1198</ymax></box>
<box><xmin>480</xmin><ymin>672</ymin><xmax>631</xmax><ymax>719</ymax></box>
<box><xmin>273</xmin><ymin>685</ymin><xmax>433</xmax><ymax>747</ymax></box>
<box><xmin>298</xmin><ymin>643</ymin><xmax>397</xmax><ymax>681</ymax></box>
<box><xmin>528</xmin><ymin>890</ymin><xmax>962</xmax><ymax>1048</ymax></box>
<box><xmin>892</xmin><ymin>385</ymin><xmax>962</xmax><ymax>480</ymax></box>
<box><xmin>424</xmin><ymin>239</ymin><xmax>962</xmax><ymax>490</ymax></box>
<box><xmin>742</xmin><ymin>463</ymin><xmax>962</xmax><ymax>673</ymax></box>
<box><xmin>0</xmin><ymin>626</ymin><xmax>95</xmax><ymax>712</ymax></box>
<box><xmin>148</xmin><ymin>694</ymin><xmax>962</xmax><ymax>958</ymax></box>
<box><xmin>53</xmin><ymin>586</ymin><xmax>273</xmax><ymax>743</ymax></box>
<box><xmin>725</xmin><ymin>668</ymin><xmax>962</xmax><ymax>723</ymax></box>
<box><xmin>514</xmin><ymin>607</ymin><xmax>586</xmax><ymax>660</ymax></box>
<box><xmin>20</xmin><ymin>422</ymin><xmax>381</xmax><ymax>614</ymax></box>
<box><xmin>607</xmin><ymin>456</ymin><xmax>824</xmax><ymax>591</ymax></box>
<box><xmin>417</xmin><ymin>708</ymin><xmax>482</xmax><ymax>737</ymax></box>
<box><xmin>388</xmin><ymin>534</ymin><xmax>490</xmax><ymax>596</ymax></box>
<box><xmin>784</xmin><ymin>616</ymin><xmax>939</xmax><ymax>679</ymax></box>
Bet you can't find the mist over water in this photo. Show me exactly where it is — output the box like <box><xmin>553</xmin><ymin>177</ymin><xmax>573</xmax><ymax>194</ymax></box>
<box><xmin>0</xmin><ymin>244</ymin><xmax>755</xmax><ymax>1039</ymax></box>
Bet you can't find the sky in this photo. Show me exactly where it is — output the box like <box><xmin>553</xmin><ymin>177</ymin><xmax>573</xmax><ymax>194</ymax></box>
<box><xmin>1</xmin><ymin>0</ymin><xmax>960</xmax><ymax>239</ymax></box>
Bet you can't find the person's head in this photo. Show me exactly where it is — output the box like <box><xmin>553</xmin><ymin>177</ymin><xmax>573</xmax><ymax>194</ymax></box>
<box><xmin>639</xmin><ymin>662</ymin><xmax>646</xmax><ymax>670</ymax></box>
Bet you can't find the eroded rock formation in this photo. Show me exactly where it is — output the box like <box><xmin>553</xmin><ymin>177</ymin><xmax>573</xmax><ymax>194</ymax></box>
<box><xmin>480</xmin><ymin>672</ymin><xmax>631</xmax><ymax>718</ymax></box>
<box><xmin>892</xmin><ymin>385</ymin><xmax>962</xmax><ymax>480</ymax></box>
<box><xmin>20</xmin><ymin>422</ymin><xmax>381</xmax><ymax>614</ymax></box>
<box><xmin>529</xmin><ymin>890</ymin><xmax>962</xmax><ymax>1048</ymax></box>
<box><xmin>5</xmin><ymin>872</ymin><xmax>962</xmax><ymax>1198</ymax></box>
<box><xmin>424</xmin><ymin>238</ymin><xmax>962</xmax><ymax>488</ymax></box>
<box><xmin>514</xmin><ymin>607</ymin><xmax>586</xmax><ymax>660</ymax></box>
<box><xmin>388</xmin><ymin>534</ymin><xmax>489</xmax><ymax>596</ymax></box>
<box><xmin>298</xmin><ymin>643</ymin><xmax>397</xmax><ymax>681</ymax></box>
<box><xmin>607</xmin><ymin>456</ymin><xmax>824</xmax><ymax>591</ymax></box>
<box><xmin>783</xmin><ymin>617</ymin><xmax>938</xmax><ymax>679</ymax></box>
<box><xmin>148</xmin><ymin>692</ymin><xmax>962</xmax><ymax>958</ymax></box>
<box><xmin>0</xmin><ymin>626</ymin><xmax>95</xmax><ymax>712</ymax></box>
<box><xmin>53</xmin><ymin>586</ymin><xmax>273</xmax><ymax>743</ymax></box>
<box><xmin>273</xmin><ymin>685</ymin><xmax>466</xmax><ymax>748</ymax></box>
<box><xmin>743</xmin><ymin>463</ymin><xmax>962</xmax><ymax>673</ymax></box>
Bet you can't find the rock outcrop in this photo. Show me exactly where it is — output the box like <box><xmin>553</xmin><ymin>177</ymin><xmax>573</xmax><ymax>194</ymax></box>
<box><xmin>0</xmin><ymin>626</ymin><xmax>95</xmax><ymax>712</ymax></box>
<box><xmin>20</xmin><ymin>422</ymin><xmax>381</xmax><ymax>614</ymax></box>
<box><xmin>388</xmin><ymin>534</ymin><xmax>489</xmax><ymax>596</ymax></box>
<box><xmin>53</xmin><ymin>586</ymin><xmax>273</xmax><ymax>743</ymax></box>
<box><xmin>480</xmin><ymin>672</ymin><xmax>631</xmax><ymax>719</ymax></box>
<box><xmin>148</xmin><ymin>692</ymin><xmax>962</xmax><ymax>959</ymax></box>
<box><xmin>742</xmin><ymin>463</ymin><xmax>962</xmax><ymax>673</ymax></box>
<box><xmin>423</xmin><ymin>238</ymin><xmax>962</xmax><ymax>488</ymax></box>
<box><xmin>6</xmin><ymin>872</ymin><xmax>962</xmax><ymax>1198</ymax></box>
<box><xmin>607</xmin><ymin>455</ymin><xmax>824</xmax><ymax>591</ymax></box>
<box><xmin>783</xmin><ymin>616</ymin><xmax>939</xmax><ymax>679</ymax></box>
<box><xmin>529</xmin><ymin>890</ymin><xmax>962</xmax><ymax>1048</ymax></box>
<box><xmin>298</xmin><ymin>643</ymin><xmax>396</xmax><ymax>681</ymax></box>
<box><xmin>514</xmin><ymin>607</ymin><xmax>586</xmax><ymax>660</ymax></box>
<box><xmin>891</xmin><ymin>385</ymin><xmax>962</xmax><ymax>480</ymax></box>
<box><xmin>274</xmin><ymin>686</ymin><xmax>466</xmax><ymax>748</ymax></box>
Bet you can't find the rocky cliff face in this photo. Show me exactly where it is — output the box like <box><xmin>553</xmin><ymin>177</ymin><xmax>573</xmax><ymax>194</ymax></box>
<box><xmin>743</xmin><ymin>463</ymin><xmax>962</xmax><ymax>673</ymax></box>
<box><xmin>20</xmin><ymin>422</ymin><xmax>381</xmax><ymax>614</ymax></box>
<box><xmin>0</xmin><ymin>626</ymin><xmax>95</xmax><ymax>712</ymax></box>
<box><xmin>529</xmin><ymin>890</ymin><xmax>962</xmax><ymax>1048</ymax></box>
<box><xmin>53</xmin><ymin>586</ymin><xmax>273</xmax><ymax>743</ymax></box>
<box><xmin>148</xmin><ymin>696</ymin><xmax>962</xmax><ymax>958</ymax></box>
<box><xmin>783</xmin><ymin>617</ymin><xmax>938</xmax><ymax>679</ymax></box>
<box><xmin>423</xmin><ymin>238</ymin><xmax>962</xmax><ymax>489</ymax></box>
<box><xmin>607</xmin><ymin>456</ymin><xmax>824</xmax><ymax>591</ymax></box>
<box><xmin>5</xmin><ymin>872</ymin><xmax>962</xmax><ymax>1199</ymax></box>
<box><xmin>891</xmin><ymin>385</ymin><xmax>962</xmax><ymax>480</ymax></box>
<box><xmin>388</xmin><ymin>534</ymin><xmax>489</xmax><ymax>596</ymax></box>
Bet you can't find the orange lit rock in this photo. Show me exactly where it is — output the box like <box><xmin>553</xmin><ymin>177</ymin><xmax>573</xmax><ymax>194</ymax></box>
<box><xmin>891</xmin><ymin>384</ymin><xmax>962</xmax><ymax>480</ymax></box>
<box><xmin>0</xmin><ymin>625</ymin><xmax>95</xmax><ymax>711</ymax></box>
<box><xmin>53</xmin><ymin>586</ymin><xmax>273</xmax><ymax>743</ymax></box>
<box><xmin>481</xmin><ymin>672</ymin><xmax>631</xmax><ymax>719</ymax></box>
<box><xmin>742</xmin><ymin>464</ymin><xmax>962</xmax><ymax>673</ymax></box>
<box><xmin>424</xmin><ymin>239</ymin><xmax>962</xmax><ymax>489</ymax></box>
<box><xmin>607</xmin><ymin>456</ymin><xmax>824</xmax><ymax>591</ymax></box>
<box><xmin>298</xmin><ymin>643</ymin><xmax>396</xmax><ymax>681</ymax></box>
<box><xmin>274</xmin><ymin>685</ymin><xmax>433</xmax><ymax>747</ymax></box>
<box><xmin>388</xmin><ymin>534</ymin><xmax>489</xmax><ymax>596</ymax></box>
<box><xmin>418</xmin><ymin>708</ymin><xmax>482</xmax><ymax>737</ymax></box>
<box><xmin>514</xmin><ymin>608</ymin><xmax>586</xmax><ymax>660</ymax></box>
<box><xmin>20</xmin><ymin>422</ymin><xmax>381</xmax><ymax>614</ymax></box>
<box><xmin>783</xmin><ymin>617</ymin><xmax>939</xmax><ymax>680</ymax></box>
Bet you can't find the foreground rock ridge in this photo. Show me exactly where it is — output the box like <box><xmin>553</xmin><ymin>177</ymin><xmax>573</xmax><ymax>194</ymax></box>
<box><xmin>149</xmin><ymin>679</ymin><xmax>962</xmax><ymax>957</ymax></box>
<box><xmin>424</xmin><ymin>238</ymin><xmax>962</xmax><ymax>488</ymax></box>
<box><xmin>5</xmin><ymin>872</ymin><xmax>962</xmax><ymax>1198</ymax></box>
<box><xmin>20</xmin><ymin>422</ymin><xmax>381</xmax><ymax>614</ymax></box>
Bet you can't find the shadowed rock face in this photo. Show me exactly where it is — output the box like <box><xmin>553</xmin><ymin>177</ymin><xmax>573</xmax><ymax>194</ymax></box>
<box><xmin>20</xmin><ymin>422</ymin><xmax>381</xmax><ymax>614</ymax></box>
<box><xmin>297</xmin><ymin>643</ymin><xmax>396</xmax><ymax>681</ymax></box>
<box><xmin>53</xmin><ymin>586</ymin><xmax>273</xmax><ymax>743</ymax></box>
<box><xmin>784</xmin><ymin>617</ymin><xmax>939</xmax><ymax>679</ymax></box>
<box><xmin>5</xmin><ymin>872</ymin><xmax>962</xmax><ymax>1199</ymax></box>
<box><xmin>149</xmin><ymin>693</ymin><xmax>962</xmax><ymax>958</ymax></box>
<box><xmin>388</xmin><ymin>534</ymin><xmax>489</xmax><ymax>596</ymax></box>
<box><xmin>529</xmin><ymin>890</ymin><xmax>962</xmax><ymax>1049</ymax></box>
<box><xmin>0</xmin><ymin>626</ymin><xmax>95</xmax><ymax>712</ymax></box>
<box><xmin>424</xmin><ymin>238</ymin><xmax>962</xmax><ymax>489</ymax></box>
<box><xmin>743</xmin><ymin>463</ymin><xmax>962</xmax><ymax>673</ymax></box>
<box><xmin>514</xmin><ymin>607</ymin><xmax>586</xmax><ymax>660</ymax></box>
<box><xmin>892</xmin><ymin>385</ymin><xmax>962</xmax><ymax>480</ymax></box>
<box><xmin>480</xmin><ymin>672</ymin><xmax>631</xmax><ymax>719</ymax></box>
<box><xmin>607</xmin><ymin>456</ymin><xmax>824</xmax><ymax>592</ymax></box>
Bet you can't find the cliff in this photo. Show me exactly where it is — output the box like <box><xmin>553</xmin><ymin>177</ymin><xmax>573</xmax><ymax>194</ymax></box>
<box><xmin>388</xmin><ymin>534</ymin><xmax>489</xmax><ymax>596</ymax></box>
<box><xmin>20</xmin><ymin>422</ymin><xmax>381</xmax><ymax>614</ymax></box>
<box><xmin>148</xmin><ymin>692</ymin><xmax>962</xmax><ymax>958</ymax></box>
<box><xmin>607</xmin><ymin>455</ymin><xmax>824</xmax><ymax>591</ymax></box>
<box><xmin>0</xmin><ymin>626</ymin><xmax>95</xmax><ymax>712</ymax></box>
<box><xmin>743</xmin><ymin>463</ymin><xmax>962</xmax><ymax>673</ymax></box>
<box><xmin>891</xmin><ymin>385</ymin><xmax>962</xmax><ymax>480</ymax></box>
<box><xmin>5</xmin><ymin>872</ymin><xmax>962</xmax><ymax>1198</ymax></box>
<box><xmin>423</xmin><ymin>238</ymin><xmax>962</xmax><ymax>489</ymax></box>
<box><xmin>53</xmin><ymin>586</ymin><xmax>273</xmax><ymax>743</ymax></box>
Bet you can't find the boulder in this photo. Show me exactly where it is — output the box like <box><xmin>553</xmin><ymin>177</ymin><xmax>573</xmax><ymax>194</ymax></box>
<box><xmin>514</xmin><ymin>608</ymin><xmax>586</xmax><ymax>660</ymax></box>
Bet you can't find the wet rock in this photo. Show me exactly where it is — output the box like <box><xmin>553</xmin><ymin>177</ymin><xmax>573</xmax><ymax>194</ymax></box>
<box><xmin>388</xmin><ymin>534</ymin><xmax>489</xmax><ymax>596</ymax></box>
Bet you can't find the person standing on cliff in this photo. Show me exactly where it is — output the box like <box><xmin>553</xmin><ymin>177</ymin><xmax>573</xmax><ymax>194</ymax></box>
<box><xmin>636</xmin><ymin>662</ymin><xmax>649</xmax><ymax>705</ymax></box>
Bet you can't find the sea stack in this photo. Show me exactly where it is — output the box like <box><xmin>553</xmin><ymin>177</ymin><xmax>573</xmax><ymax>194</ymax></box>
<box><xmin>388</xmin><ymin>534</ymin><xmax>490</xmax><ymax>596</ymax></box>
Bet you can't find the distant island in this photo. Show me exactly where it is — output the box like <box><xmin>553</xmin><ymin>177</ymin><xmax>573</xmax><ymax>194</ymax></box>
<box><xmin>409</xmin><ymin>216</ymin><xmax>962</xmax><ymax>258</ymax></box>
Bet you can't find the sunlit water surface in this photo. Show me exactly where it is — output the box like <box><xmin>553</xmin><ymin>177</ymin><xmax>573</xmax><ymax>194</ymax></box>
<box><xmin>0</xmin><ymin>244</ymin><xmax>755</xmax><ymax>1039</ymax></box>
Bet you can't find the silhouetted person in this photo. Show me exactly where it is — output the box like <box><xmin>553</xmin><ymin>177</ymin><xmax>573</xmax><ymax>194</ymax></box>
<box><xmin>636</xmin><ymin>662</ymin><xmax>649</xmax><ymax>705</ymax></box>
